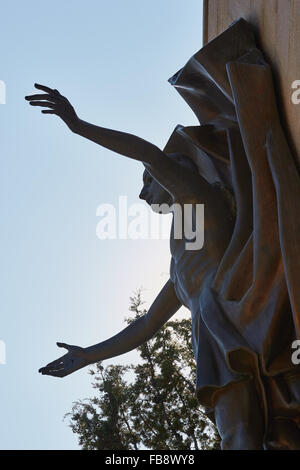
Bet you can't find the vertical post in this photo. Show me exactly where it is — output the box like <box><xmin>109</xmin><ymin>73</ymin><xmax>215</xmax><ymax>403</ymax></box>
<box><xmin>203</xmin><ymin>0</ymin><xmax>209</xmax><ymax>44</ymax></box>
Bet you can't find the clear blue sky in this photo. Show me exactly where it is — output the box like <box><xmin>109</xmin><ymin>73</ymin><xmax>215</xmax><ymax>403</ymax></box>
<box><xmin>1</xmin><ymin>0</ymin><xmax>203</xmax><ymax>449</ymax></box>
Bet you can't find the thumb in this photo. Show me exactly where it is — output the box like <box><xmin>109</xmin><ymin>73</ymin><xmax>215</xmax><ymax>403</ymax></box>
<box><xmin>57</xmin><ymin>342</ymin><xmax>71</xmax><ymax>350</ymax></box>
<box><xmin>57</xmin><ymin>342</ymin><xmax>83</xmax><ymax>356</ymax></box>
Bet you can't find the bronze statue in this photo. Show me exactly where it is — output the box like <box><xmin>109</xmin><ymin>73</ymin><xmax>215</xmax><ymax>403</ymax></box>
<box><xmin>25</xmin><ymin>19</ymin><xmax>300</xmax><ymax>450</ymax></box>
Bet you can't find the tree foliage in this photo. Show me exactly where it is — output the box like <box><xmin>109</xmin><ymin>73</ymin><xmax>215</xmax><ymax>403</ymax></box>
<box><xmin>66</xmin><ymin>291</ymin><xmax>220</xmax><ymax>450</ymax></box>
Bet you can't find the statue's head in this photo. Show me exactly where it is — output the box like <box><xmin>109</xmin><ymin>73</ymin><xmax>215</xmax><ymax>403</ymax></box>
<box><xmin>139</xmin><ymin>153</ymin><xmax>198</xmax><ymax>214</ymax></box>
<box><xmin>139</xmin><ymin>169</ymin><xmax>173</xmax><ymax>213</ymax></box>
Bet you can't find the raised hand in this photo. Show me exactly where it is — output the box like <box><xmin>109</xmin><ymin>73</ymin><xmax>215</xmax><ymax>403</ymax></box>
<box><xmin>39</xmin><ymin>342</ymin><xmax>93</xmax><ymax>378</ymax></box>
<box><xmin>25</xmin><ymin>84</ymin><xmax>79</xmax><ymax>132</ymax></box>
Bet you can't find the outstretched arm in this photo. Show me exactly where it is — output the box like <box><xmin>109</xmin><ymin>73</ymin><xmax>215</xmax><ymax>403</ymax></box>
<box><xmin>39</xmin><ymin>279</ymin><xmax>181</xmax><ymax>377</ymax></box>
<box><xmin>25</xmin><ymin>84</ymin><xmax>164</xmax><ymax>164</ymax></box>
<box><xmin>25</xmin><ymin>84</ymin><xmax>205</xmax><ymax>200</ymax></box>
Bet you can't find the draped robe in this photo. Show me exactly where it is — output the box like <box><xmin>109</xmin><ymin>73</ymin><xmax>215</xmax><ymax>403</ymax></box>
<box><xmin>165</xmin><ymin>18</ymin><xmax>300</xmax><ymax>434</ymax></box>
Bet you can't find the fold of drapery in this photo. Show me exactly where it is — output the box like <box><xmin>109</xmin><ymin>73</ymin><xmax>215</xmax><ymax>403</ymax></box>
<box><xmin>165</xmin><ymin>18</ymin><xmax>300</xmax><ymax>417</ymax></box>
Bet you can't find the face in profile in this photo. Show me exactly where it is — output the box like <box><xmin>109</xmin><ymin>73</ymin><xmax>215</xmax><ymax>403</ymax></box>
<box><xmin>139</xmin><ymin>169</ymin><xmax>173</xmax><ymax>213</ymax></box>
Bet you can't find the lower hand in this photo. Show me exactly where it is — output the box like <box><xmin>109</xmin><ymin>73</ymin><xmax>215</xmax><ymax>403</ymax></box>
<box><xmin>39</xmin><ymin>342</ymin><xmax>93</xmax><ymax>378</ymax></box>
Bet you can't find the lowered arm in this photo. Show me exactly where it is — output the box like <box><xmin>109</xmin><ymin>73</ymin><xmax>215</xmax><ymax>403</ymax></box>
<box><xmin>86</xmin><ymin>278</ymin><xmax>181</xmax><ymax>362</ymax></box>
<box><xmin>39</xmin><ymin>279</ymin><xmax>182</xmax><ymax>377</ymax></box>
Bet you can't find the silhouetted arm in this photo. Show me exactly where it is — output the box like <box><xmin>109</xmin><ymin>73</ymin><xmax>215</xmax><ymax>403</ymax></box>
<box><xmin>39</xmin><ymin>279</ymin><xmax>182</xmax><ymax>377</ymax></box>
<box><xmin>86</xmin><ymin>278</ymin><xmax>181</xmax><ymax>361</ymax></box>
<box><xmin>25</xmin><ymin>84</ymin><xmax>208</xmax><ymax>200</ymax></box>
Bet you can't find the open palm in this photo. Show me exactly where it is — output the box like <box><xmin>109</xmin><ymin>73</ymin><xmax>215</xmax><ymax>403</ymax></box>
<box><xmin>39</xmin><ymin>343</ymin><xmax>92</xmax><ymax>378</ymax></box>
